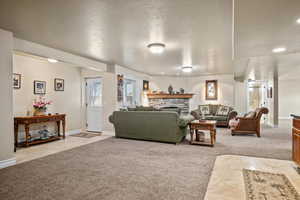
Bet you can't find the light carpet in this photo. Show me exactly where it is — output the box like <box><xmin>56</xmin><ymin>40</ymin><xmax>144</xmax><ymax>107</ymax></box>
<box><xmin>0</xmin><ymin>124</ymin><xmax>291</xmax><ymax>200</ymax></box>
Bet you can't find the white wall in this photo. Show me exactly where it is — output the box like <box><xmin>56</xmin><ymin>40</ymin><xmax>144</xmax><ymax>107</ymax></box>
<box><xmin>13</xmin><ymin>54</ymin><xmax>82</xmax><ymax>134</ymax></box>
<box><xmin>0</xmin><ymin>29</ymin><xmax>14</xmax><ymax>162</ymax></box>
<box><xmin>150</xmin><ymin>74</ymin><xmax>236</xmax><ymax>110</ymax></box>
<box><xmin>279</xmin><ymin>79</ymin><xmax>300</xmax><ymax>119</ymax></box>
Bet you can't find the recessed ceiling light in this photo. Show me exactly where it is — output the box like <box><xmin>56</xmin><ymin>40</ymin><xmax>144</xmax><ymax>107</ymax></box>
<box><xmin>272</xmin><ymin>47</ymin><xmax>286</xmax><ymax>53</ymax></box>
<box><xmin>182</xmin><ymin>66</ymin><xmax>193</xmax><ymax>73</ymax></box>
<box><xmin>47</xmin><ymin>58</ymin><xmax>58</xmax><ymax>63</ymax></box>
<box><xmin>297</xmin><ymin>18</ymin><xmax>300</xmax><ymax>24</ymax></box>
<box><xmin>147</xmin><ymin>43</ymin><xmax>166</xmax><ymax>54</ymax></box>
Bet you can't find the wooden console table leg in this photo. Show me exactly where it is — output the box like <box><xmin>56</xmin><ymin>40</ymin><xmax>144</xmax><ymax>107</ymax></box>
<box><xmin>25</xmin><ymin>124</ymin><xmax>30</xmax><ymax>147</ymax></box>
<box><xmin>62</xmin><ymin>118</ymin><xmax>66</xmax><ymax>139</ymax></box>
<box><xmin>210</xmin><ymin>129</ymin><xmax>214</xmax><ymax>147</ymax></box>
<box><xmin>14</xmin><ymin>123</ymin><xmax>18</xmax><ymax>152</ymax></box>
<box><xmin>195</xmin><ymin>129</ymin><xmax>200</xmax><ymax>142</ymax></box>
<box><xmin>56</xmin><ymin>121</ymin><xmax>61</xmax><ymax>137</ymax></box>
<box><xmin>190</xmin><ymin>129</ymin><xmax>194</xmax><ymax>144</ymax></box>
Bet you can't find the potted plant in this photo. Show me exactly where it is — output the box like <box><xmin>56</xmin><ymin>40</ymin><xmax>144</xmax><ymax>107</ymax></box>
<box><xmin>33</xmin><ymin>97</ymin><xmax>52</xmax><ymax>116</ymax></box>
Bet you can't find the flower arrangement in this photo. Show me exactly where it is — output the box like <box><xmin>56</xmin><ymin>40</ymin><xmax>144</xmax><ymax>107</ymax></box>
<box><xmin>33</xmin><ymin>97</ymin><xmax>52</xmax><ymax>115</ymax></box>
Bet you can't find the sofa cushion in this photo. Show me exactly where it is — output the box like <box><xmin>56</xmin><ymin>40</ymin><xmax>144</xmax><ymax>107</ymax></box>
<box><xmin>209</xmin><ymin>104</ymin><xmax>220</xmax><ymax>115</ymax></box>
<box><xmin>199</xmin><ymin>105</ymin><xmax>210</xmax><ymax>115</ymax></box>
<box><xmin>191</xmin><ymin>109</ymin><xmax>201</xmax><ymax>120</ymax></box>
<box><xmin>128</xmin><ymin>106</ymin><xmax>158</xmax><ymax>111</ymax></box>
<box><xmin>216</xmin><ymin>105</ymin><xmax>231</xmax><ymax>116</ymax></box>
<box><xmin>204</xmin><ymin>115</ymin><xmax>227</xmax><ymax>121</ymax></box>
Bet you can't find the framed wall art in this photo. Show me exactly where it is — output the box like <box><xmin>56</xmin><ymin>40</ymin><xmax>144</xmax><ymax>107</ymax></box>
<box><xmin>34</xmin><ymin>80</ymin><xmax>46</xmax><ymax>95</ymax></box>
<box><xmin>143</xmin><ymin>80</ymin><xmax>149</xmax><ymax>91</ymax></box>
<box><xmin>117</xmin><ymin>74</ymin><xmax>124</xmax><ymax>102</ymax></box>
<box><xmin>13</xmin><ymin>73</ymin><xmax>21</xmax><ymax>89</ymax></box>
<box><xmin>54</xmin><ymin>78</ymin><xmax>64</xmax><ymax>91</ymax></box>
<box><xmin>205</xmin><ymin>80</ymin><xmax>218</xmax><ymax>100</ymax></box>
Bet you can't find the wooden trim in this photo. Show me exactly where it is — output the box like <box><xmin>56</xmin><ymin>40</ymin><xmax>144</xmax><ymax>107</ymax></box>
<box><xmin>147</xmin><ymin>93</ymin><xmax>194</xmax><ymax>99</ymax></box>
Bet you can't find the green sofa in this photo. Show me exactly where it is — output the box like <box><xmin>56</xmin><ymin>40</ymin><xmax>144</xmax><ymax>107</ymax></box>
<box><xmin>191</xmin><ymin>104</ymin><xmax>237</xmax><ymax>127</ymax></box>
<box><xmin>109</xmin><ymin>111</ymin><xmax>193</xmax><ymax>144</ymax></box>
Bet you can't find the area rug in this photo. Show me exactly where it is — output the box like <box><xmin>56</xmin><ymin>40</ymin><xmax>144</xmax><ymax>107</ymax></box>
<box><xmin>71</xmin><ymin>132</ymin><xmax>102</xmax><ymax>138</ymax></box>
<box><xmin>0</xmin><ymin>125</ymin><xmax>292</xmax><ymax>200</ymax></box>
<box><xmin>243</xmin><ymin>169</ymin><xmax>300</xmax><ymax>200</ymax></box>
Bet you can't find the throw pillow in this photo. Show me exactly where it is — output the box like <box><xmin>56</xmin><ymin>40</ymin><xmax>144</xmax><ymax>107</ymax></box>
<box><xmin>216</xmin><ymin>106</ymin><xmax>230</xmax><ymax>116</ymax></box>
<box><xmin>244</xmin><ymin>111</ymin><xmax>256</xmax><ymax>119</ymax></box>
<box><xmin>199</xmin><ymin>105</ymin><xmax>210</xmax><ymax>115</ymax></box>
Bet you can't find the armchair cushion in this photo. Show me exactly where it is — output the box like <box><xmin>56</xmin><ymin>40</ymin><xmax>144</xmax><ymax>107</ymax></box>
<box><xmin>244</xmin><ymin>111</ymin><xmax>256</xmax><ymax>119</ymax></box>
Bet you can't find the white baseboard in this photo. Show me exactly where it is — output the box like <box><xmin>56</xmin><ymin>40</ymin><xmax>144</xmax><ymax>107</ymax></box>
<box><xmin>66</xmin><ymin>129</ymin><xmax>81</xmax><ymax>136</ymax></box>
<box><xmin>0</xmin><ymin>157</ymin><xmax>16</xmax><ymax>169</ymax></box>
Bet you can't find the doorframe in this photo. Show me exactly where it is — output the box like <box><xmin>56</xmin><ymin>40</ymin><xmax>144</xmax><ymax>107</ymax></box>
<box><xmin>84</xmin><ymin>76</ymin><xmax>103</xmax><ymax>133</ymax></box>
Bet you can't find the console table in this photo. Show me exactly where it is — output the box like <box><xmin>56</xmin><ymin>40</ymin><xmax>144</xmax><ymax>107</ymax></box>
<box><xmin>14</xmin><ymin>114</ymin><xmax>66</xmax><ymax>151</ymax></box>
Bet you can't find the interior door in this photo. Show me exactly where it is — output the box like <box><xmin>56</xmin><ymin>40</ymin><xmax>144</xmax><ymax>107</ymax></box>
<box><xmin>86</xmin><ymin>78</ymin><xmax>103</xmax><ymax>132</ymax></box>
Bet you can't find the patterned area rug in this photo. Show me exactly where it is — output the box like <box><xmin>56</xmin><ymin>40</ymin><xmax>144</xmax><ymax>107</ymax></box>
<box><xmin>243</xmin><ymin>169</ymin><xmax>300</xmax><ymax>200</ymax></box>
<box><xmin>71</xmin><ymin>132</ymin><xmax>102</xmax><ymax>138</ymax></box>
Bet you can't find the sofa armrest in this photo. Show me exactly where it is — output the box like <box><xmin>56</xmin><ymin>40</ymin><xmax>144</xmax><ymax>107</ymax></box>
<box><xmin>228</xmin><ymin>111</ymin><xmax>238</xmax><ymax>121</ymax></box>
<box><xmin>109</xmin><ymin>114</ymin><xmax>114</xmax><ymax>124</ymax></box>
<box><xmin>178</xmin><ymin>115</ymin><xmax>195</xmax><ymax>128</ymax></box>
<box><xmin>190</xmin><ymin>109</ymin><xmax>201</xmax><ymax>120</ymax></box>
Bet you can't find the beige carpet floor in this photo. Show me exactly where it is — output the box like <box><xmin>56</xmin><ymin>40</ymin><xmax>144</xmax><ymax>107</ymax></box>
<box><xmin>0</xmin><ymin>124</ymin><xmax>292</xmax><ymax>200</ymax></box>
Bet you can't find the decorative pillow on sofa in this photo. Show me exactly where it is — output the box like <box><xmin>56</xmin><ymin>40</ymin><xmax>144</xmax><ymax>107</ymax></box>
<box><xmin>216</xmin><ymin>106</ymin><xmax>231</xmax><ymax>116</ymax></box>
<box><xmin>199</xmin><ymin>105</ymin><xmax>210</xmax><ymax>115</ymax></box>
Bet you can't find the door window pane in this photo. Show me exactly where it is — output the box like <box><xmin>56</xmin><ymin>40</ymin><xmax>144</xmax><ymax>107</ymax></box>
<box><xmin>87</xmin><ymin>79</ymin><xmax>102</xmax><ymax>107</ymax></box>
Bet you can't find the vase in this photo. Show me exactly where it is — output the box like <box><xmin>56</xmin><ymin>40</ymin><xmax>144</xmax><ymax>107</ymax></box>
<box><xmin>33</xmin><ymin>108</ymin><xmax>46</xmax><ymax>116</ymax></box>
<box><xmin>168</xmin><ymin>85</ymin><xmax>173</xmax><ymax>94</ymax></box>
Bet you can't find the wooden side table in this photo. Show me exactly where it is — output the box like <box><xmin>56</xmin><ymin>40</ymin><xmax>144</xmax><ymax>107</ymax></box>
<box><xmin>14</xmin><ymin>114</ymin><xmax>66</xmax><ymax>152</ymax></box>
<box><xmin>189</xmin><ymin>120</ymin><xmax>217</xmax><ymax>147</ymax></box>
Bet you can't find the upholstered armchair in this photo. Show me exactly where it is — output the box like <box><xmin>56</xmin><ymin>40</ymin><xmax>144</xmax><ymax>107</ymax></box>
<box><xmin>231</xmin><ymin>107</ymin><xmax>269</xmax><ymax>137</ymax></box>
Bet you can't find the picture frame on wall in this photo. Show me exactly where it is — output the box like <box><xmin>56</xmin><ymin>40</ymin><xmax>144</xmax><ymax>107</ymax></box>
<box><xmin>205</xmin><ymin>80</ymin><xmax>218</xmax><ymax>100</ymax></box>
<box><xmin>54</xmin><ymin>78</ymin><xmax>64</xmax><ymax>91</ymax></box>
<box><xmin>117</xmin><ymin>74</ymin><xmax>124</xmax><ymax>102</ymax></box>
<box><xmin>143</xmin><ymin>80</ymin><xmax>149</xmax><ymax>91</ymax></box>
<box><xmin>34</xmin><ymin>80</ymin><xmax>46</xmax><ymax>95</ymax></box>
<box><xmin>13</xmin><ymin>73</ymin><xmax>21</xmax><ymax>89</ymax></box>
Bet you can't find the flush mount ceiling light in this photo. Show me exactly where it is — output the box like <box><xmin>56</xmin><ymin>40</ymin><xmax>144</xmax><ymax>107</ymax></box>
<box><xmin>147</xmin><ymin>43</ymin><xmax>166</xmax><ymax>54</ymax></box>
<box><xmin>272</xmin><ymin>47</ymin><xmax>286</xmax><ymax>53</ymax></box>
<box><xmin>47</xmin><ymin>58</ymin><xmax>58</xmax><ymax>63</ymax></box>
<box><xmin>181</xmin><ymin>66</ymin><xmax>193</xmax><ymax>73</ymax></box>
<box><xmin>297</xmin><ymin>18</ymin><xmax>300</xmax><ymax>24</ymax></box>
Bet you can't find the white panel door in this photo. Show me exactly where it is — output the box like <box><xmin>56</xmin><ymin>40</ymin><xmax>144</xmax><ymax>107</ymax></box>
<box><xmin>86</xmin><ymin>78</ymin><xmax>103</xmax><ymax>132</ymax></box>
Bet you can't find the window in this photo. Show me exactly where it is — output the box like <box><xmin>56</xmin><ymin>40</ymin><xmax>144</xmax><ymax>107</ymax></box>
<box><xmin>123</xmin><ymin>79</ymin><xmax>137</xmax><ymax>107</ymax></box>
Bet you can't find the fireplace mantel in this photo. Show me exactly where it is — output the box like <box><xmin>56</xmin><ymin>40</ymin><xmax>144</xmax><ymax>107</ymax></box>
<box><xmin>147</xmin><ymin>93</ymin><xmax>194</xmax><ymax>99</ymax></box>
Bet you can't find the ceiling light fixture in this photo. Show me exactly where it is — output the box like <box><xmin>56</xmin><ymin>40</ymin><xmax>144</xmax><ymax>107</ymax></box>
<box><xmin>272</xmin><ymin>47</ymin><xmax>286</xmax><ymax>53</ymax></box>
<box><xmin>147</xmin><ymin>43</ymin><xmax>166</xmax><ymax>54</ymax></box>
<box><xmin>297</xmin><ymin>18</ymin><xmax>300</xmax><ymax>24</ymax></box>
<box><xmin>47</xmin><ymin>58</ymin><xmax>58</xmax><ymax>63</ymax></box>
<box><xmin>181</xmin><ymin>66</ymin><xmax>193</xmax><ymax>73</ymax></box>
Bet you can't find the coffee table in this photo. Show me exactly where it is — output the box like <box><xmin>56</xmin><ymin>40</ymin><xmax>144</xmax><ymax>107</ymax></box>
<box><xmin>189</xmin><ymin>120</ymin><xmax>217</xmax><ymax>147</ymax></box>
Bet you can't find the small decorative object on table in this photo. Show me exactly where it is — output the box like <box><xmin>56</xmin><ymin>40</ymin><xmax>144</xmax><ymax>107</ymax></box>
<box><xmin>168</xmin><ymin>85</ymin><xmax>173</xmax><ymax>94</ymax></box>
<box><xmin>180</xmin><ymin>88</ymin><xmax>184</xmax><ymax>94</ymax></box>
<box><xmin>33</xmin><ymin>96</ymin><xmax>52</xmax><ymax>116</ymax></box>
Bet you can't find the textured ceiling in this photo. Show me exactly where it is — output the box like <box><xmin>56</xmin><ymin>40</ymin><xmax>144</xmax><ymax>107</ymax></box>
<box><xmin>1</xmin><ymin>0</ymin><xmax>300</xmax><ymax>78</ymax></box>
<box><xmin>0</xmin><ymin>0</ymin><xmax>233</xmax><ymax>76</ymax></box>
<box><xmin>234</xmin><ymin>0</ymin><xmax>300</xmax><ymax>78</ymax></box>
